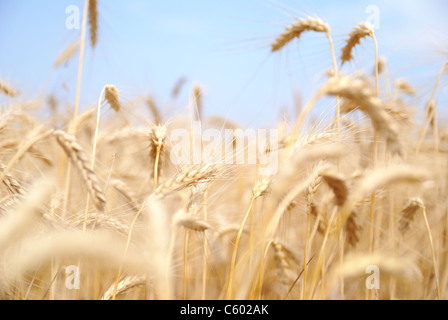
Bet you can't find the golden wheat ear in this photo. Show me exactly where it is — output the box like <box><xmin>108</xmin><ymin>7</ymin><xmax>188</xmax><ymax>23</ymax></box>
<box><xmin>271</xmin><ymin>16</ymin><xmax>330</xmax><ymax>52</ymax></box>
<box><xmin>104</xmin><ymin>85</ymin><xmax>122</xmax><ymax>112</ymax></box>
<box><xmin>0</xmin><ymin>79</ymin><xmax>19</xmax><ymax>97</ymax></box>
<box><xmin>340</xmin><ymin>22</ymin><xmax>375</xmax><ymax>66</ymax></box>
<box><xmin>54</xmin><ymin>39</ymin><xmax>80</xmax><ymax>68</ymax></box>
<box><xmin>88</xmin><ymin>0</ymin><xmax>98</xmax><ymax>48</ymax></box>
<box><xmin>53</xmin><ymin>130</ymin><xmax>106</xmax><ymax>211</ymax></box>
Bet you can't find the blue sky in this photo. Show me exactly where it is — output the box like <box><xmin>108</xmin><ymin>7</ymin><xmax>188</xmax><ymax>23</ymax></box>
<box><xmin>0</xmin><ymin>0</ymin><xmax>447</xmax><ymax>128</ymax></box>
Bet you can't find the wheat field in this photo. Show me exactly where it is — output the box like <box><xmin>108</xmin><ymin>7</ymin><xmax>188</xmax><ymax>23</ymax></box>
<box><xmin>0</xmin><ymin>1</ymin><xmax>447</xmax><ymax>300</ymax></box>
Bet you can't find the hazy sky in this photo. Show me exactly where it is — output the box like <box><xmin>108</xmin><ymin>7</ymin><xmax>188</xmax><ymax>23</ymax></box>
<box><xmin>0</xmin><ymin>0</ymin><xmax>447</xmax><ymax>128</ymax></box>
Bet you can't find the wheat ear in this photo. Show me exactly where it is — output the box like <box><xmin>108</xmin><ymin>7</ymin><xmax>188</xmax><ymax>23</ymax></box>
<box><xmin>320</xmin><ymin>75</ymin><xmax>401</xmax><ymax>155</ymax></box>
<box><xmin>53</xmin><ymin>39</ymin><xmax>80</xmax><ymax>68</ymax></box>
<box><xmin>53</xmin><ymin>130</ymin><xmax>106</xmax><ymax>211</ymax></box>
<box><xmin>88</xmin><ymin>0</ymin><xmax>98</xmax><ymax>48</ymax></box>
<box><xmin>271</xmin><ymin>16</ymin><xmax>330</xmax><ymax>52</ymax></box>
<box><xmin>101</xmin><ymin>275</ymin><xmax>146</xmax><ymax>300</ymax></box>
<box><xmin>271</xmin><ymin>16</ymin><xmax>341</xmax><ymax>132</ymax></box>
<box><xmin>0</xmin><ymin>79</ymin><xmax>19</xmax><ymax>97</ymax></box>
<box><xmin>149</xmin><ymin>124</ymin><xmax>167</xmax><ymax>191</ymax></box>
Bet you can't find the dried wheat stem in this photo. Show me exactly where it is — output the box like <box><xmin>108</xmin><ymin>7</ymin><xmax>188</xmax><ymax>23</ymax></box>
<box><xmin>325</xmin><ymin>31</ymin><xmax>342</xmax><ymax>138</ymax></box>
<box><xmin>225</xmin><ymin>179</ymin><xmax>268</xmax><ymax>300</ymax></box>
<box><xmin>401</xmin><ymin>198</ymin><xmax>440</xmax><ymax>299</ymax></box>
<box><xmin>202</xmin><ymin>189</ymin><xmax>209</xmax><ymax>300</ymax></box>
<box><xmin>416</xmin><ymin>62</ymin><xmax>447</xmax><ymax>156</ymax></box>
<box><xmin>422</xmin><ymin>204</ymin><xmax>440</xmax><ymax>299</ymax></box>
<box><xmin>303</xmin><ymin>175</ymin><xmax>320</xmax><ymax>300</ymax></box>
<box><xmin>111</xmin><ymin>204</ymin><xmax>145</xmax><ymax>300</ymax></box>
<box><xmin>183</xmin><ymin>229</ymin><xmax>190</xmax><ymax>300</ymax></box>
<box><xmin>72</xmin><ymin>0</ymin><xmax>89</xmax><ymax>126</ymax></box>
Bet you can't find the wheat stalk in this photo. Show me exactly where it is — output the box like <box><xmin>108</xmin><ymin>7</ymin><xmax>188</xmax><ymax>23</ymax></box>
<box><xmin>154</xmin><ymin>163</ymin><xmax>223</xmax><ymax>197</ymax></box>
<box><xmin>226</xmin><ymin>178</ymin><xmax>269</xmax><ymax>299</ymax></box>
<box><xmin>54</xmin><ymin>39</ymin><xmax>80</xmax><ymax>68</ymax></box>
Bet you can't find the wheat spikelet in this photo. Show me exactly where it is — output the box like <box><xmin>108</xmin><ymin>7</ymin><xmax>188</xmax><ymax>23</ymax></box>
<box><xmin>146</xmin><ymin>97</ymin><xmax>161</xmax><ymax>124</ymax></box>
<box><xmin>5</xmin><ymin>231</ymin><xmax>146</xmax><ymax>283</ymax></box>
<box><xmin>320</xmin><ymin>75</ymin><xmax>401</xmax><ymax>154</ymax></box>
<box><xmin>171</xmin><ymin>77</ymin><xmax>187</xmax><ymax>98</ymax></box>
<box><xmin>321</xmin><ymin>167</ymin><xmax>348</xmax><ymax>206</ymax></box>
<box><xmin>398</xmin><ymin>198</ymin><xmax>424</xmax><ymax>234</ymax></box>
<box><xmin>53</xmin><ymin>39</ymin><xmax>80</xmax><ymax>68</ymax></box>
<box><xmin>149</xmin><ymin>124</ymin><xmax>167</xmax><ymax>191</ymax></box>
<box><xmin>394</xmin><ymin>78</ymin><xmax>415</xmax><ymax>95</ymax></box>
<box><xmin>271</xmin><ymin>241</ymin><xmax>300</xmax><ymax>285</ymax></box>
<box><xmin>192</xmin><ymin>84</ymin><xmax>203</xmax><ymax>120</ymax></box>
<box><xmin>0</xmin><ymin>79</ymin><xmax>19</xmax><ymax>97</ymax></box>
<box><xmin>174</xmin><ymin>211</ymin><xmax>211</xmax><ymax>232</ymax></box>
<box><xmin>71</xmin><ymin>212</ymin><xmax>129</xmax><ymax>235</ymax></box>
<box><xmin>104</xmin><ymin>85</ymin><xmax>121</xmax><ymax>112</ymax></box>
<box><xmin>101</xmin><ymin>275</ymin><xmax>146</xmax><ymax>300</ymax></box>
<box><xmin>149</xmin><ymin>124</ymin><xmax>167</xmax><ymax>167</ymax></box>
<box><xmin>216</xmin><ymin>226</ymin><xmax>250</xmax><ymax>242</ymax></box>
<box><xmin>53</xmin><ymin>130</ymin><xmax>106</xmax><ymax>211</ymax></box>
<box><xmin>377</xmin><ymin>57</ymin><xmax>387</xmax><ymax>74</ymax></box>
<box><xmin>111</xmin><ymin>179</ymin><xmax>140</xmax><ymax>212</ymax></box>
<box><xmin>271</xmin><ymin>16</ymin><xmax>330</xmax><ymax>52</ymax></box>
<box><xmin>341</xmin><ymin>22</ymin><xmax>374</xmax><ymax>65</ymax></box>
<box><xmin>154</xmin><ymin>163</ymin><xmax>223</xmax><ymax>197</ymax></box>
<box><xmin>426</xmin><ymin>100</ymin><xmax>436</xmax><ymax>129</ymax></box>
<box><xmin>345</xmin><ymin>211</ymin><xmax>361</xmax><ymax>247</ymax></box>
<box><xmin>252</xmin><ymin>177</ymin><xmax>270</xmax><ymax>198</ymax></box>
<box><xmin>320</xmin><ymin>168</ymin><xmax>360</xmax><ymax>246</ymax></box>
<box><xmin>338</xmin><ymin>165</ymin><xmax>429</xmax><ymax>229</ymax></box>
<box><xmin>88</xmin><ymin>0</ymin><xmax>98</xmax><ymax>48</ymax></box>
<box><xmin>0</xmin><ymin>162</ymin><xmax>25</xmax><ymax>196</ymax></box>
<box><xmin>353</xmin><ymin>166</ymin><xmax>429</xmax><ymax>202</ymax></box>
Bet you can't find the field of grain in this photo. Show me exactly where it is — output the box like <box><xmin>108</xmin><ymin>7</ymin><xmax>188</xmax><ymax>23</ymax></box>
<box><xmin>0</xmin><ymin>1</ymin><xmax>447</xmax><ymax>300</ymax></box>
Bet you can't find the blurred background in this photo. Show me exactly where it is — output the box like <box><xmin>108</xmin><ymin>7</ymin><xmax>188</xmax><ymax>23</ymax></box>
<box><xmin>0</xmin><ymin>0</ymin><xmax>447</xmax><ymax>128</ymax></box>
